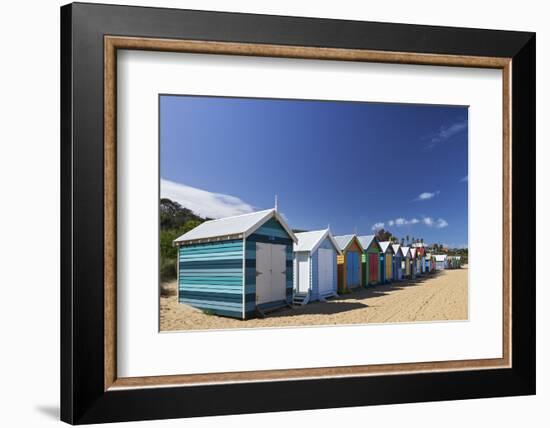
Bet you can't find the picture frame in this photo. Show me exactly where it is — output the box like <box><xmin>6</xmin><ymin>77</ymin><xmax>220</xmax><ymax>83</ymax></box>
<box><xmin>61</xmin><ymin>2</ymin><xmax>535</xmax><ymax>424</ymax></box>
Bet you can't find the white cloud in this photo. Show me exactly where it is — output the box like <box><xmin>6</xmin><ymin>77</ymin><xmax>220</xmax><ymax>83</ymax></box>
<box><xmin>432</xmin><ymin>121</ymin><xmax>467</xmax><ymax>142</ymax></box>
<box><xmin>422</xmin><ymin>216</ymin><xmax>448</xmax><ymax>228</ymax></box>
<box><xmin>425</xmin><ymin>120</ymin><xmax>467</xmax><ymax>149</ymax></box>
<box><xmin>386</xmin><ymin>216</ymin><xmax>448</xmax><ymax>229</ymax></box>
<box><xmin>391</xmin><ymin>218</ymin><xmax>416</xmax><ymax>226</ymax></box>
<box><xmin>435</xmin><ymin>218</ymin><xmax>449</xmax><ymax>228</ymax></box>
<box><xmin>415</xmin><ymin>191</ymin><xmax>440</xmax><ymax>201</ymax></box>
<box><xmin>372</xmin><ymin>222</ymin><xmax>385</xmax><ymax>231</ymax></box>
<box><xmin>422</xmin><ymin>217</ymin><xmax>434</xmax><ymax>226</ymax></box>
<box><xmin>161</xmin><ymin>179</ymin><xmax>255</xmax><ymax>219</ymax></box>
<box><xmin>395</xmin><ymin>218</ymin><xmax>407</xmax><ymax>226</ymax></box>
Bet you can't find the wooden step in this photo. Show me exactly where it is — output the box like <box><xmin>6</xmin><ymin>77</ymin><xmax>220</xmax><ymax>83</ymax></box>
<box><xmin>319</xmin><ymin>292</ymin><xmax>339</xmax><ymax>302</ymax></box>
<box><xmin>293</xmin><ymin>292</ymin><xmax>310</xmax><ymax>306</ymax></box>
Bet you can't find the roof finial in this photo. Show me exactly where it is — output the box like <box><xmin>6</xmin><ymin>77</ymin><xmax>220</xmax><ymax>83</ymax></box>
<box><xmin>327</xmin><ymin>223</ymin><xmax>330</xmax><ymax>231</ymax></box>
<box><xmin>354</xmin><ymin>226</ymin><xmax>357</xmax><ymax>235</ymax></box>
<box><xmin>274</xmin><ymin>194</ymin><xmax>278</xmax><ymax>211</ymax></box>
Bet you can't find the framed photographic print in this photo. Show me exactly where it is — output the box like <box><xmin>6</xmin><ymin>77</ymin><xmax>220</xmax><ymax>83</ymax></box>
<box><xmin>60</xmin><ymin>2</ymin><xmax>535</xmax><ymax>424</ymax></box>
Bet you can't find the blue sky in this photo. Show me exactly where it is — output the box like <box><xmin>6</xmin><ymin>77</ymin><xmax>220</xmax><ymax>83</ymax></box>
<box><xmin>160</xmin><ymin>95</ymin><xmax>468</xmax><ymax>248</ymax></box>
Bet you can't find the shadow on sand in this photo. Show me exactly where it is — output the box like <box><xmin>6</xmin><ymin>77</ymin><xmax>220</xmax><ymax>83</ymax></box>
<box><xmin>266</xmin><ymin>271</ymin><xmax>445</xmax><ymax>318</ymax></box>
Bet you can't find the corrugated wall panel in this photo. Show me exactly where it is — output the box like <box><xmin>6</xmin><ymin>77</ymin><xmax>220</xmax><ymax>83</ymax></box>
<box><xmin>365</xmin><ymin>242</ymin><xmax>381</xmax><ymax>286</ymax></box>
<box><xmin>179</xmin><ymin>239</ymin><xmax>244</xmax><ymax>318</ymax></box>
<box><xmin>286</xmin><ymin>246</ymin><xmax>293</xmax><ymax>301</ymax></box>
<box><xmin>381</xmin><ymin>254</ymin><xmax>386</xmax><ymax>281</ymax></box>
<box><xmin>313</xmin><ymin>237</ymin><xmax>337</xmax><ymax>300</ymax></box>
<box><xmin>386</xmin><ymin>253</ymin><xmax>392</xmax><ymax>280</ymax></box>
<box><xmin>369</xmin><ymin>253</ymin><xmax>378</xmax><ymax>284</ymax></box>
<box><xmin>311</xmin><ymin>250</ymin><xmax>318</xmax><ymax>300</ymax></box>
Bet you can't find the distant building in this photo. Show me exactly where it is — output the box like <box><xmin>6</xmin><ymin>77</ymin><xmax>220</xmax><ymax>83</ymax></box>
<box><xmin>334</xmin><ymin>235</ymin><xmax>364</xmax><ymax>292</ymax></box>
<box><xmin>378</xmin><ymin>241</ymin><xmax>395</xmax><ymax>283</ymax></box>
<box><xmin>401</xmin><ymin>246</ymin><xmax>412</xmax><ymax>278</ymax></box>
<box><xmin>412</xmin><ymin>243</ymin><xmax>429</xmax><ymax>273</ymax></box>
<box><xmin>425</xmin><ymin>252</ymin><xmax>434</xmax><ymax>272</ymax></box>
<box><xmin>392</xmin><ymin>244</ymin><xmax>404</xmax><ymax>280</ymax></box>
<box><xmin>358</xmin><ymin>235</ymin><xmax>383</xmax><ymax>286</ymax></box>
<box><xmin>293</xmin><ymin>229</ymin><xmax>341</xmax><ymax>305</ymax></box>
<box><xmin>410</xmin><ymin>248</ymin><xmax>418</xmax><ymax>279</ymax></box>
<box><xmin>446</xmin><ymin>255</ymin><xmax>461</xmax><ymax>269</ymax></box>
<box><xmin>434</xmin><ymin>254</ymin><xmax>448</xmax><ymax>270</ymax></box>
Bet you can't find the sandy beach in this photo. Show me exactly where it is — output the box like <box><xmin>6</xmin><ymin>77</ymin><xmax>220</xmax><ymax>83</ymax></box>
<box><xmin>160</xmin><ymin>266</ymin><xmax>468</xmax><ymax>331</ymax></box>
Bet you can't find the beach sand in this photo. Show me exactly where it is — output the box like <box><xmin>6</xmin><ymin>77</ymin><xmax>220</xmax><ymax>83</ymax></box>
<box><xmin>160</xmin><ymin>266</ymin><xmax>468</xmax><ymax>331</ymax></box>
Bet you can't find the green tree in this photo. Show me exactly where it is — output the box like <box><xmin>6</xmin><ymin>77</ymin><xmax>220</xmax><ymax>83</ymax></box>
<box><xmin>158</xmin><ymin>199</ymin><xmax>206</xmax><ymax>282</ymax></box>
<box><xmin>160</xmin><ymin>219</ymin><xmax>202</xmax><ymax>260</ymax></box>
<box><xmin>375</xmin><ymin>228</ymin><xmax>393</xmax><ymax>242</ymax></box>
<box><xmin>160</xmin><ymin>198</ymin><xmax>205</xmax><ymax>229</ymax></box>
<box><xmin>159</xmin><ymin>219</ymin><xmax>203</xmax><ymax>282</ymax></box>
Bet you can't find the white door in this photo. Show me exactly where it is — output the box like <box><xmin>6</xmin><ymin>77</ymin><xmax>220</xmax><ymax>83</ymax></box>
<box><xmin>270</xmin><ymin>244</ymin><xmax>287</xmax><ymax>301</ymax></box>
<box><xmin>255</xmin><ymin>243</ymin><xmax>287</xmax><ymax>304</ymax></box>
<box><xmin>296</xmin><ymin>253</ymin><xmax>310</xmax><ymax>293</ymax></box>
<box><xmin>318</xmin><ymin>248</ymin><xmax>334</xmax><ymax>295</ymax></box>
<box><xmin>255</xmin><ymin>243</ymin><xmax>271</xmax><ymax>304</ymax></box>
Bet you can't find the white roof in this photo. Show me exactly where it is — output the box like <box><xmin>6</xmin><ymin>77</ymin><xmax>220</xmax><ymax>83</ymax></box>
<box><xmin>392</xmin><ymin>244</ymin><xmax>403</xmax><ymax>256</ymax></box>
<box><xmin>379</xmin><ymin>241</ymin><xmax>394</xmax><ymax>254</ymax></box>
<box><xmin>412</xmin><ymin>242</ymin><xmax>428</xmax><ymax>248</ymax></box>
<box><xmin>410</xmin><ymin>248</ymin><xmax>417</xmax><ymax>258</ymax></box>
<box><xmin>174</xmin><ymin>209</ymin><xmax>297</xmax><ymax>244</ymax></box>
<box><xmin>333</xmin><ymin>234</ymin><xmax>359</xmax><ymax>251</ymax></box>
<box><xmin>401</xmin><ymin>246</ymin><xmax>411</xmax><ymax>257</ymax></box>
<box><xmin>294</xmin><ymin>229</ymin><xmax>342</xmax><ymax>254</ymax></box>
<box><xmin>357</xmin><ymin>235</ymin><xmax>377</xmax><ymax>251</ymax></box>
<box><xmin>434</xmin><ymin>254</ymin><xmax>448</xmax><ymax>262</ymax></box>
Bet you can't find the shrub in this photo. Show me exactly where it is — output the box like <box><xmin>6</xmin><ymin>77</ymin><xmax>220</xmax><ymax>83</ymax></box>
<box><xmin>160</xmin><ymin>257</ymin><xmax>177</xmax><ymax>282</ymax></box>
